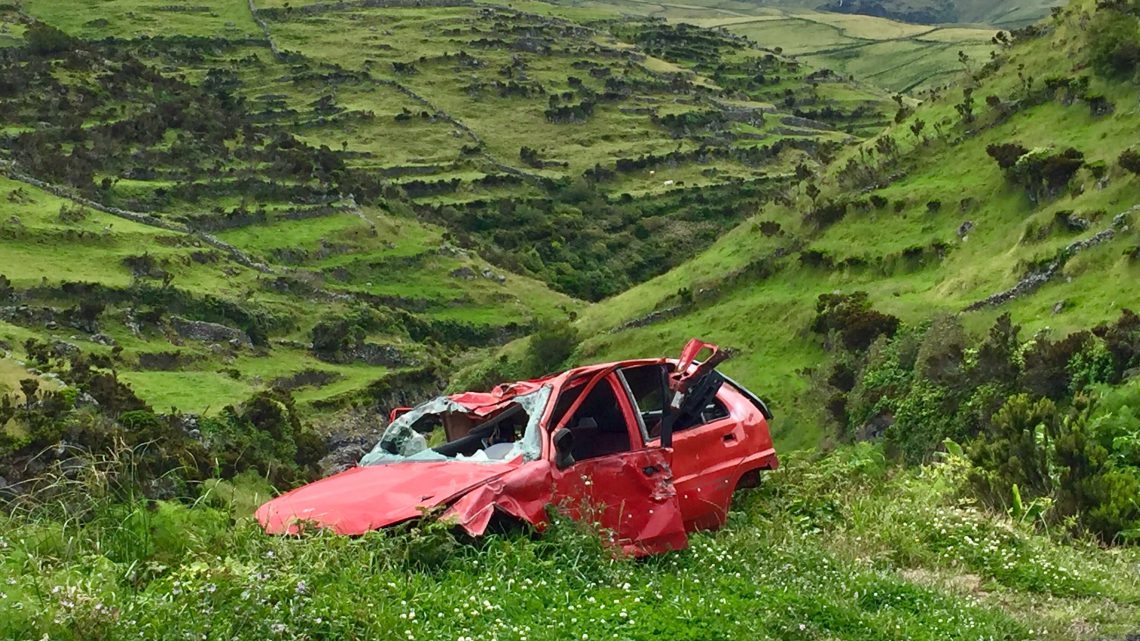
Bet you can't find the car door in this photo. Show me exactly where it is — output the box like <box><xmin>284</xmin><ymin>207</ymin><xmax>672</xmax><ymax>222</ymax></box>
<box><xmin>549</xmin><ymin>370</ymin><xmax>688</xmax><ymax>556</ymax></box>
<box><xmin>621</xmin><ymin>362</ymin><xmax>741</xmax><ymax>531</ymax></box>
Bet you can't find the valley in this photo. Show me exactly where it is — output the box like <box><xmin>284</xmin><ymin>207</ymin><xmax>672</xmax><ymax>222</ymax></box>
<box><xmin>0</xmin><ymin>0</ymin><xmax>1138</xmax><ymax>638</ymax></box>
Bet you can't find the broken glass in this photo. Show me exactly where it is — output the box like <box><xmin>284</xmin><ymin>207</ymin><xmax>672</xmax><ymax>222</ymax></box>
<box><xmin>359</xmin><ymin>386</ymin><xmax>552</xmax><ymax>466</ymax></box>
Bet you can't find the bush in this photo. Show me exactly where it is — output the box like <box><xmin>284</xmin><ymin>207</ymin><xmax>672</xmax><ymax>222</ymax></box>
<box><xmin>846</xmin><ymin>334</ymin><xmax>916</xmax><ymax>432</ymax></box>
<box><xmin>803</xmin><ymin>200</ymin><xmax>848</xmax><ymax>228</ymax></box>
<box><xmin>1022</xmin><ymin>331</ymin><xmax>1094</xmax><ymax>400</ymax></box>
<box><xmin>1054</xmin><ymin>384</ymin><xmax>1140</xmax><ymax>542</ymax></box>
<box><xmin>1093</xmin><ymin>308</ymin><xmax>1140</xmax><ymax>380</ymax></box>
<box><xmin>811</xmin><ymin>291</ymin><xmax>901</xmax><ymax>352</ymax></box>
<box><xmin>525</xmin><ymin>317</ymin><xmax>579</xmax><ymax>376</ymax></box>
<box><xmin>1119</xmin><ymin>148</ymin><xmax>1140</xmax><ymax>175</ymax></box>
<box><xmin>1087</xmin><ymin>9</ymin><xmax>1140</xmax><ymax>77</ymax></box>
<box><xmin>986</xmin><ymin>142</ymin><xmax>1028</xmax><ymax>170</ymax></box>
<box><xmin>973</xmin><ymin>313</ymin><xmax>1021</xmax><ymax>387</ymax></box>
<box><xmin>968</xmin><ymin>394</ymin><xmax>1058</xmax><ymax>508</ymax></box>
<box><xmin>1000</xmin><ymin>147</ymin><xmax>1085</xmax><ymax>202</ymax></box>
<box><xmin>311</xmin><ymin>317</ymin><xmax>365</xmax><ymax>357</ymax></box>
<box><xmin>914</xmin><ymin>315</ymin><xmax>969</xmax><ymax>391</ymax></box>
<box><xmin>886</xmin><ymin>379</ymin><xmax>957</xmax><ymax>464</ymax></box>
<box><xmin>23</xmin><ymin>22</ymin><xmax>76</xmax><ymax>55</ymax></box>
<box><xmin>199</xmin><ymin>389</ymin><xmax>324</xmax><ymax>486</ymax></box>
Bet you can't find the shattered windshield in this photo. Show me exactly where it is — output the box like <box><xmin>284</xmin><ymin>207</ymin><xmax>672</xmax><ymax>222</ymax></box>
<box><xmin>360</xmin><ymin>386</ymin><xmax>552</xmax><ymax>466</ymax></box>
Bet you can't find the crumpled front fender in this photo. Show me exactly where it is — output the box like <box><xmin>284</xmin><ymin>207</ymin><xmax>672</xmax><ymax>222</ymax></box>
<box><xmin>441</xmin><ymin>461</ymin><xmax>555</xmax><ymax>535</ymax></box>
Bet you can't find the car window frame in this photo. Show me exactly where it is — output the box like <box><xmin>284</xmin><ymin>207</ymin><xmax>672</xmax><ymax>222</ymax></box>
<box><xmin>549</xmin><ymin>368</ymin><xmax>646</xmax><ymax>464</ymax></box>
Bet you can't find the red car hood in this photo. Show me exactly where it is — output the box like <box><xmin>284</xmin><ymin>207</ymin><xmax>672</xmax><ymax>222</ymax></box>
<box><xmin>256</xmin><ymin>461</ymin><xmax>517</xmax><ymax>535</ymax></box>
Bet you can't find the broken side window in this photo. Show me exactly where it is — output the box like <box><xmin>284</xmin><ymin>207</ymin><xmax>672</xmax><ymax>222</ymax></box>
<box><xmin>557</xmin><ymin>374</ymin><xmax>634</xmax><ymax>462</ymax></box>
<box><xmin>620</xmin><ymin>364</ymin><xmax>668</xmax><ymax>437</ymax></box>
<box><xmin>626</xmin><ymin>363</ymin><xmax>731</xmax><ymax>439</ymax></box>
<box><xmin>359</xmin><ymin>386</ymin><xmax>552</xmax><ymax>466</ymax></box>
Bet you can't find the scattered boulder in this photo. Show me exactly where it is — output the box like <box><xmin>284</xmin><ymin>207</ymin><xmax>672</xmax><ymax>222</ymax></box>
<box><xmin>480</xmin><ymin>268</ymin><xmax>507</xmax><ymax>284</ymax></box>
<box><xmin>450</xmin><ymin>266</ymin><xmax>477</xmax><ymax>280</ymax></box>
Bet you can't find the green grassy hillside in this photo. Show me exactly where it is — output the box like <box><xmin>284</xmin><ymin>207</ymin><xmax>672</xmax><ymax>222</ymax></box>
<box><xmin>733</xmin><ymin>0</ymin><xmax>1061</xmax><ymax>26</ymax></box>
<box><xmin>473</xmin><ymin>0</ymin><xmax>1140</xmax><ymax>452</ymax></box>
<box><xmin>0</xmin><ymin>0</ymin><xmax>894</xmax><ymax>417</ymax></box>
<box><xmin>1</xmin><ymin>1</ymin><xmax>1139</xmax><ymax>639</ymax></box>
<box><xmin>550</xmin><ymin>0</ymin><xmax>1001</xmax><ymax>91</ymax></box>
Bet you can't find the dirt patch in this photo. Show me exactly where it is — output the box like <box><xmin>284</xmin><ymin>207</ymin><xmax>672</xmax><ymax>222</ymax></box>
<box><xmin>899</xmin><ymin>567</ymin><xmax>985</xmax><ymax>594</ymax></box>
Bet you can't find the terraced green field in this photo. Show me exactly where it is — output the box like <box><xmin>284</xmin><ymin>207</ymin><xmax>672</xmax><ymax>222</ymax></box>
<box><xmin>551</xmin><ymin>0</ymin><xmax>1000</xmax><ymax>92</ymax></box>
<box><xmin>0</xmin><ymin>0</ymin><xmax>894</xmax><ymax>416</ymax></box>
<box><xmin>489</xmin><ymin>0</ymin><xmax>1140</xmax><ymax>451</ymax></box>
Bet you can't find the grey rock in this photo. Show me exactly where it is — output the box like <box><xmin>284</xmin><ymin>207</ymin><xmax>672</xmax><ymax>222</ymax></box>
<box><xmin>171</xmin><ymin>317</ymin><xmax>252</xmax><ymax>347</ymax></box>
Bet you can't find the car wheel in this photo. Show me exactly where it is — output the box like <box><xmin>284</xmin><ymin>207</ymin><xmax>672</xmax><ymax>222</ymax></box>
<box><xmin>733</xmin><ymin>468</ymin><xmax>762</xmax><ymax>492</ymax></box>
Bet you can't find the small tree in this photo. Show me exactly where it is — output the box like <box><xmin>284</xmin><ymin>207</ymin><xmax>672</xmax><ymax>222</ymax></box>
<box><xmin>526</xmin><ymin>317</ymin><xmax>579</xmax><ymax>376</ymax></box>
<box><xmin>986</xmin><ymin>142</ymin><xmax>1029</xmax><ymax>169</ymax></box>
<box><xmin>969</xmin><ymin>394</ymin><xmax>1058</xmax><ymax>507</ymax></box>
<box><xmin>811</xmin><ymin>291</ymin><xmax>901</xmax><ymax>352</ymax></box>
<box><xmin>909</xmin><ymin>118</ymin><xmax>926</xmax><ymax>142</ymax></box>
<box><xmin>19</xmin><ymin>378</ymin><xmax>40</xmax><ymax>409</ymax></box>
<box><xmin>1087</xmin><ymin>9</ymin><xmax>1140</xmax><ymax>77</ymax></box>
<box><xmin>955</xmin><ymin>88</ymin><xmax>976</xmax><ymax>124</ymax></box>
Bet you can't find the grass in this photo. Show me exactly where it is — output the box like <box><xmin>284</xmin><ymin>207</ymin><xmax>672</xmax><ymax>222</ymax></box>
<box><xmin>563</xmin><ymin>0</ymin><xmax>1000</xmax><ymax>92</ymax></box>
<box><xmin>0</xmin><ymin>443</ymin><xmax>1134</xmax><ymax>640</ymax></box>
<box><xmin>442</xmin><ymin>0</ymin><xmax>1140</xmax><ymax>455</ymax></box>
<box><xmin>20</xmin><ymin>0</ymin><xmax>261</xmax><ymax>38</ymax></box>
<box><xmin>117</xmin><ymin>370</ymin><xmax>253</xmax><ymax>414</ymax></box>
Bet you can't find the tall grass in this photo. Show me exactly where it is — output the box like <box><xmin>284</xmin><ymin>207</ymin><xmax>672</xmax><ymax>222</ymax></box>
<box><xmin>1</xmin><ymin>443</ymin><xmax>1136</xmax><ymax>640</ymax></box>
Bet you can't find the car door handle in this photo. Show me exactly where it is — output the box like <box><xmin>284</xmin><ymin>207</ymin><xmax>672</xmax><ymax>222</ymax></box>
<box><xmin>722</xmin><ymin>433</ymin><xmax>737</xmax><ymax>442</ymax></box>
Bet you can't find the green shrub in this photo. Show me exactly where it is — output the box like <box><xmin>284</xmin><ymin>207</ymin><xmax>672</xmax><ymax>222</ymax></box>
<box><xmin>1005</xmin><ymin>147</ymin><xmax>1085</xmax><ymax>202</ymax></box>
<box><xmin>1093</xmin><ymin>308</ymin><xmax>1140</xmax><ymax>380</ymax></box>
<box><xmin>914</xmin><ymin>315</ymin><xmax>969</xmax><ymax>391</ymax></box>
<box><xmin>1054</xmin><ymin>383</ymin><xmax>1140</xmax><ymax>542</ymax></box>
<box><xmin>1022</xmin><ymin>331</ymin><xmax>1094</xmax><ymax>400</ymax></box>
<box><xmin>199</xmin><ymin>389</ymin><xmax>324</xmax><ymax>486</ymax></box>
<box><xmin>886</xmin><ymin>379</ymin><xmax>957</xmax><ymax>464</ymax></box>
<box><xmin>811</xmin><ymin>291</ymin><xmax>900</xmax><ymax>352</ymax></box>
<box><xmin>1120</xmin><ymin>148</ymin><xmax>1140</xmax><ymax>174</ymax></box>
<box><xmin>986</xmin><ymin>142</ymin><xmax>1029</xmax><ymax>169</ymax></box>
<box><xmin>846</xmin><ymin>331</ymin><xmax>919</xmax><ymax>431</ymax></box>
<box><xmin>524</xmin><ymin>317</ymin><xmax>579</xmax><ymax>377</ymax></box>
<box><xmin>23</xmin><ymin>22</ymin><xmax>76</xmax><ymax>55</ymax></box>
<box><xmin>968</xmin><ymin>394</ymin><xmax>1058</xmax><ymax>508</ymax></box>
<box><xmin>1068</xmin><ymin>339</ymin><xmax>1115</xmax><ymax>393</ymax></box>
<box><xmin>1087</xmin><ymin>8</ymin><xmax>1140</xmax><ymax>77</ymax></box>
<box><xmin>972</xmin><ymin>313</ymin><xmax>1021</xmax><ymax>387</ymax></box>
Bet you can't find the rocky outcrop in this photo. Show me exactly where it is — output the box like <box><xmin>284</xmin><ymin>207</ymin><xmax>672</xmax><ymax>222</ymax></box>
<box><xmin>966</xmin><ymin>209</ymin><xmax>1133</xmax><ymax>311</ymax></box>
<box><xmin>170</xmin><ymin>317</ymin><xmax>252</xmax><ymax>347</ymax></box>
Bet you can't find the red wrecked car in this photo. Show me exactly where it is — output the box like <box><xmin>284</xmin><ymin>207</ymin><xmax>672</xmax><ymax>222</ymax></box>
<box><xmin>256</xmin><ymin>339</ymin><xmax>777</xmax><ymax>555</ymax></box>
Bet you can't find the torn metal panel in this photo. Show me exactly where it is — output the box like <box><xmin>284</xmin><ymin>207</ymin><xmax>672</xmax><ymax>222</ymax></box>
<box><xmin>441</xmin><ymin>462</ymin><xmax>556</xmax><ymax>535</ymax></box>
<box><xmin>552</xmin><ymin>448</ymin><xmax>688</xmax><ymax>556</ymax></box>
<box><xmin>256</xmin><ymin>461</ymin><xmax>517</xmax><ymax>535</ymax></box>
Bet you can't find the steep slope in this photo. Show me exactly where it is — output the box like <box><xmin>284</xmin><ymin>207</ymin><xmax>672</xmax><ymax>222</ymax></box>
<box><xmin>531</xmin><ymin>0</ymin><xmax>1140</xmax><ymax>450</ymax></box>
<box><xmin>0</xmin><ymin>0</ymin><xmax>891</xmax><ymax>415</ymax></box>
